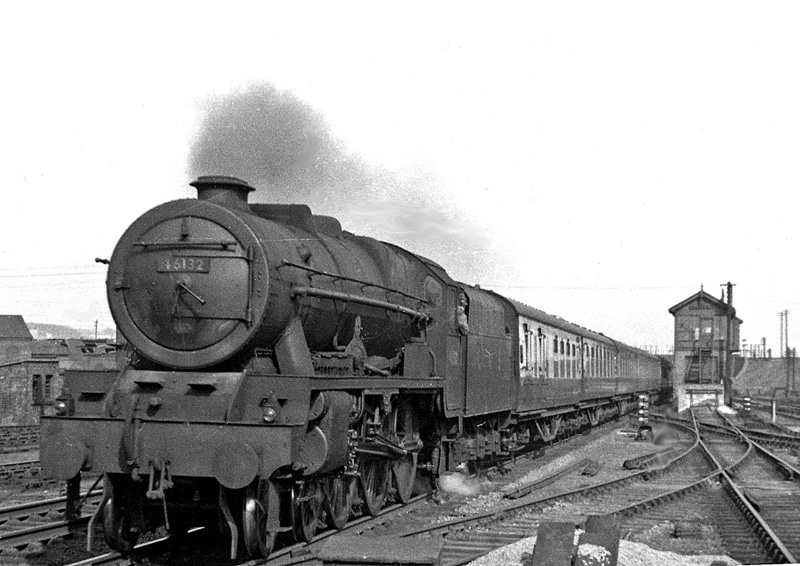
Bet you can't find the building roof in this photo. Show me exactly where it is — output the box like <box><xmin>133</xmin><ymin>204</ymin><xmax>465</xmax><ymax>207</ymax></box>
<box><xmin>0</xmin><ymin>315</ymin><xmax>33</xmax><ymax>341</ymax></box>
<box><xmin>668</xmin><ymin>289</ymin><xmax>743</xmax><ymax>323</ymax></box>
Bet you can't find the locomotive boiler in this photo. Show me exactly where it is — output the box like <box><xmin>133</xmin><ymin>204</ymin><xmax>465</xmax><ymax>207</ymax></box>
<box><xmin>40</xmin><ymin>176</ymin><xmax>665</xmax><ymax>558</ymax></box>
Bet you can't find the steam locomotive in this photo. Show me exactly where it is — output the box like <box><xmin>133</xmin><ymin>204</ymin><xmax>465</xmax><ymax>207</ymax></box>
<box><xmin>40</xmin><ymin>176</ymin><xmax>665</xmax><ymax>558</ymax></box>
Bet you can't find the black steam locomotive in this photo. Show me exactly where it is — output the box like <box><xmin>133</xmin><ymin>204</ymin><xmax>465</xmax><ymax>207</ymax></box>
<box><xmin>40</xmin><ymin>177</ymin><xmax>664</xmax><ymax>558</ymax></box>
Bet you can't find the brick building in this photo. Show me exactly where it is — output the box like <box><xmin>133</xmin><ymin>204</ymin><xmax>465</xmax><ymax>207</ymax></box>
<box><xmin>0</xmin><ymin>316</ymin><xmax>117</xmax><ymax>426</ymax></box>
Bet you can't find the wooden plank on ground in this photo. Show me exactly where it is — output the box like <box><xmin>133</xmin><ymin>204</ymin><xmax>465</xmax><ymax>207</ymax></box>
<box><xmin>530</xmin><ymin>521</ymin><xmax>575</xmax><ymax>566</ymax></box>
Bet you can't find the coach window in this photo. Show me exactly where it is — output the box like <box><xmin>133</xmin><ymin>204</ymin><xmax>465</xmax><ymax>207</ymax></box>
<box><xmin>538</xmin><ymin>329</ymin><xmax>546</xmax><ymax>378</ymax></box>
<box><xmin>521</xmin><ymin>323</ymin><xmax>529</xmax><ymax>369</ymax></box>
<box><xmin>552</xmin><ymin>337</ymin><xmax>557</xmax><ymax>378</ymax></box>
<box><xmin>598</xmin><ymin>349</ymin><xmax>603</xmax><ymax>377</ymax></box>
<box><xmin>572</xmin><ymin>344</ymin><xmax>577</xmax><ymax>378</ymax></box>
<box><xmin>571</xmin><ymin>342</ymin><xmax>576</xmax><ymax>378</ymax></box>
<box><xmin>601</xmin><ymin>349</ymin><xmax>606</xmax><ymax>377</ymax></box>
<box><xmin>525</xmin><ymin>324</ymin><xmax>532</xmax><ymax>370</ymax></box>
<box><xmin>582</xmin><ymin>344</ymin><xmax>587</xmax><ymax>374</ymax></box>
<box><xmin>567</xmin><ymin>340</ymin><xmax>572</xmax><ymax>378</ymax></box>
<box><xmin>544</xmin><ymin>335</ymin><xmax>550</xmax><ymax>377</ymax></box>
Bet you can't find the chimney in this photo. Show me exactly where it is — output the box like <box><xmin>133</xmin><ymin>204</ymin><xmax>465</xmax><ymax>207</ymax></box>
<box><xmin>190</xmin><ymin>176</ymin><xmax>255</xmax><ymax>211</ymax></box>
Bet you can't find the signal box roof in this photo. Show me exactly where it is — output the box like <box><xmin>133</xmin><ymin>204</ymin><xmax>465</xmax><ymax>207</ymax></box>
<box><xmin>668</xmin><ymin>289</ymin><xmax>743</xmax><ymax>323</ymax></box>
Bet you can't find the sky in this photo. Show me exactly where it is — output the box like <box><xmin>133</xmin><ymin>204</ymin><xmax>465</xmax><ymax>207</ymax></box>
<box><xmin>1</xmin><ymin>2</ymin><xmax>798</xmax><ymax>353</ymax></box>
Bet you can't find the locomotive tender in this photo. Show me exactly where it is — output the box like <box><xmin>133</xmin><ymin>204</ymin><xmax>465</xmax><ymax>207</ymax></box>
<box><xmin>40</xmin><ymin>176</ymin><xmax>663</xmax><ymax>557</ymax></box>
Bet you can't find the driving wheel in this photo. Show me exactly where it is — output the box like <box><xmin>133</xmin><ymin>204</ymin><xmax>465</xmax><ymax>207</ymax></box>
<box><xmin>323</xmin><ymin>475</ymin><xmax>353</xmax><ymax>529</ymax></box>
<box><xmin>392</xmin><ymin>452</ymin><xmax>418</xmax><ymax>503</ymax></box>
<box><xmin>359</xmin><ymin>459</ymin><xmax>390</xmax><ymax>516</ymax></box>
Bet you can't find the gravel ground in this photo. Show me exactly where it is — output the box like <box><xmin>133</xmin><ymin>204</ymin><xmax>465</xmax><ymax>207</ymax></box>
<box><xmin>439</xmin><ymin>422</ymin><xmax>739</xmax><ymax>566</ymax></box>
<box><xmin>434</xmin><ymin>423</ymin><xmax>671</xmax><ymax>521</ymax></box>
<box><xmin>465</xmin><ymin>534</ymin><xmax>741</xmax><ymax>566</ymax></box>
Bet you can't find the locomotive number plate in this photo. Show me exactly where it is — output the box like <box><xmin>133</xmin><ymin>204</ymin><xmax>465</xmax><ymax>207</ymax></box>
<box><xmin>157</xmin><ymin>256</ymin><xmax>210</xmax><ymax>273</ymax></box>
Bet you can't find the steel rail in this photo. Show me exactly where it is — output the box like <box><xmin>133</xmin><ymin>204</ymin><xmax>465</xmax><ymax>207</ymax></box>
<box><xmin>717</xmin><ymin>413</ymin><xmax>800</xmax><ymax>480</ymax></box>
<box><xmin>396</xmin><ymin>430</ymin><xmax>702</xmax><ymax>538</ymax></box>
<box><xmin>691</xmin><ymin>410</ymin><xmax>797</xmax><ymax>564</ymax></box>
<box><xmin>257</xmin><ymin>494</ymin><xmax>433</xmax><ymax>566</ymax></box>
<box><xmin>0</xmin><ymin>490</ymin><xmax>102</xmax><ymax>524</ymax></box>
<box><xmin>0</xmin><ymin>515</ymin><xmax>90</xmax><ymax>548</ymax></box>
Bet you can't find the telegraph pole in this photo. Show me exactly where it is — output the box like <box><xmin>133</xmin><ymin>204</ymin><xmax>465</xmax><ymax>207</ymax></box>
<box><xmin>785</xmin><ymin>311</ymin><xmax>790</xmax><ymax>357</ymax></box>
<box><xmin>721</xmin><ymin>282</ymin><xmax>736</xmax><ymax>405</ymax></box>
<box><xmin>783</xmin><ymin>310</ymin><xmax>792</xmax><ymax>392</ymax></box>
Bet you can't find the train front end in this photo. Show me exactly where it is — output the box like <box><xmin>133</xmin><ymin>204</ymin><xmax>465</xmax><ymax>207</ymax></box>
<box><xmin>40</xmin><ymin>176</ymin><xmax>442</xmax><ymax>558</ymax></box>
<box><xmin>39</xmin><ymin>177</ymin><xmax>309</xmax><ymax>554</ymax></box>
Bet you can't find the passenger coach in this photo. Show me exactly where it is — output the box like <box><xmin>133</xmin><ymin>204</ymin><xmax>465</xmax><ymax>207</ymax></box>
<box><xmin>511</xmin><ymin>298</ymin><xmax>662</xmax><ymax>417</ymax></box>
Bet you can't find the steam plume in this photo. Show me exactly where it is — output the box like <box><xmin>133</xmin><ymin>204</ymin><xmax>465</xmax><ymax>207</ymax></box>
<box><xmin>188</xmin><ymin>82</ymin><xmax>501</xmax><ymax>282</ymax></box>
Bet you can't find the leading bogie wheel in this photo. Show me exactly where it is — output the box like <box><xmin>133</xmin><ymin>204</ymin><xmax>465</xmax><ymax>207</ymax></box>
<box><xmin>102</xmin><ymin>498</ymin><xmax>139</xmax><ymax>554</ymax></box>
<box><xmin>242</xmin><ymin>482</ymin><xmax>277</xmax><ymax>558</ymax></box>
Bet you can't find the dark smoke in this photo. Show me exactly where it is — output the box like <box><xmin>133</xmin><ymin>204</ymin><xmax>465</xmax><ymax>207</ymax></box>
<box><xmin>188</xmin><ymin>83</ymin><xmax>502</xmax><ymax>283</ymax></box>
<box><xmin>189</xmin><ymin>83</ymin><xmax>373</xmax><ymax>205</ymax></box>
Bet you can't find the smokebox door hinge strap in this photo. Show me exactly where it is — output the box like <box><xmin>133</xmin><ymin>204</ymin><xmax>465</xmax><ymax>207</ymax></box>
<box><xmin>246</xmin><ymin>245</ymin><xmax>254</xmax><ymax>326</ymax></box>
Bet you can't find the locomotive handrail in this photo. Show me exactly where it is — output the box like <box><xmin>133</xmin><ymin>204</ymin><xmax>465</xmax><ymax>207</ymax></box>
<box><xmin>133</xmin><ymin>241</ymin><xmax>238</xmax><ymax>249</ymax></box>
<box><xmin>281</xmin><ymin>260</ymin><xmax>429</xmax><ymax>304</ymax></box>
<box><xmin>291</xmin><ymin>286</ymin><xmax>432</xmax><ymax>322</ymax></box>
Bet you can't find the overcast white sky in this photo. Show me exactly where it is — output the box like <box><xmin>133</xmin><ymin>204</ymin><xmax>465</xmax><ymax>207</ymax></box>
<box><xmin>1</xmin><ymin>2</ymin><xmax>798</xmax><ymax>353</ymax></box>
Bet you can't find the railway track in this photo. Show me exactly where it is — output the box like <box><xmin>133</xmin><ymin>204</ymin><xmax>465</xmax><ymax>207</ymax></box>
<box><xmin>0</xmin><ymin>458</ymin><xmax>50</xmax><ymax>485</ymax></box>
<box><xmin>53</xmin><ymin>419</ymin><xmax>628</xmax><ymax>566</ymax></box>
<box><xmin>280</xmin><ymin>422</ymin><xmax>704</xmax><ymax>566</ymax></box>
<box><xmin>53</xmin><ymin>413</ymin><xmax>767</xmax><ymax>566</ymax></box>
<box><xmin>739</xmin><ymin>397</ymin><xmax>800</xmax><ymax>429</ymax></box>
<box><xmin>705</xmin><ymin>409</ymin><xmax>800</xmax><ymax>561</ymax></box>
<box><xmin>0</xmin><ymin>425</ymin><xmax>39</xmax><ymax>454</ymax></box>
<box><xmin>653</xmin><ymin>407</ymin><xmax>800</xmax><ymax>564</ymax></box>
<box><xmin>52</xmin><ymin>410</ymin><xmax>778</xmax><ymax>566</ymax></box>
<box><xmin>0</xmin><ymin>489</ymin><xmax>103</xmax><ymax>555</ymax></box>
<box><xmin>37</xmin><ymin>410</ymin><xmax>796</xmax><ymax>566</ymax></box>
<box><xmin>326</xmin><ymin>410</ymin><xmax>795</xmax><ymax>565</ymax></box>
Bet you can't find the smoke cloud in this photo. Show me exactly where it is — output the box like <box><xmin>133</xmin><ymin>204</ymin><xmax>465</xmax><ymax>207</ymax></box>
<box><xmin>188</xmin><ymin>82</ymin><xmax>502</xmax><ymax>283</ymax></box>
<box><xmin>188</xmin><ymin>82</ymin><xmax>372</xmax><ymax>205</ymax></box>
<box><xmin>348</xmin><ymin>199</ymin><xmax>486</xmax><ymax>247</ymax></box>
